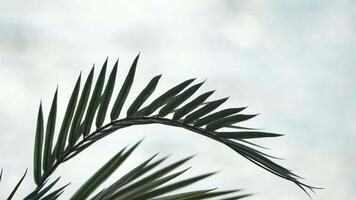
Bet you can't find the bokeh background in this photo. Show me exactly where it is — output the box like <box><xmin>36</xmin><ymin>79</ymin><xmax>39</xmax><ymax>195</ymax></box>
<box><xmin>1</xmin><ymin>0</ymin><xmax>355</xmax><ymax>199</ymax></box>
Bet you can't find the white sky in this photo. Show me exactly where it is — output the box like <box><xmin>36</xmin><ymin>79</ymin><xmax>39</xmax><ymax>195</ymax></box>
<box><xmin>0</xmin><ymin>0</ymin><xmax>355</xmax><ymax>199</ymax></box>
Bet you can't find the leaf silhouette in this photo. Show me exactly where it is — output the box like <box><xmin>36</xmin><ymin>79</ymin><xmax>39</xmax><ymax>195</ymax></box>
<box><xmin>25</xmin><ymin>55</ymin><xmax>317</xmax><ymax>199</ymax></box>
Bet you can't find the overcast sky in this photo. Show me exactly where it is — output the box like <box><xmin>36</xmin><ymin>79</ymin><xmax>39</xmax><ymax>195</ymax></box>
<box><xmin>0</xmin><ymin>0</ymin><xmax>355</xmax><ymax>199</ymax></box>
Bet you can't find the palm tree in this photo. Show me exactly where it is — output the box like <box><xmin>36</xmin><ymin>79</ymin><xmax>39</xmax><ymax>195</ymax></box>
<box><xmin>1</xmin><ymin>54</ymin><xmax>317</xmax><ymax>199</ymax></box>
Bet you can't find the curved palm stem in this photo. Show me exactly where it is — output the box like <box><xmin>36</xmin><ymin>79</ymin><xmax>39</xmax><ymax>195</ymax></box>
<box><xmin>37</xmin><ymin>116</ymin><xmax>212</xmax><ymax>185</ymax></box>
<box><xmin>36</xmin><ymin>116</ymin><xmax>316</xmax><ymax>196</ymax></box>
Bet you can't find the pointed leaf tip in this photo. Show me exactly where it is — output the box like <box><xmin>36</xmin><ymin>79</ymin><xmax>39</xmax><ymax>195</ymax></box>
<box><xmin>183</xmin><ymin>97</ymin><xmax>228</xmax><ymax>124</ymax></box>
<box><xmin>68</xmin><ymin>68</ymin><xmax>95</xmax><ymax>146</ymax></box>
<box><xmin>96</xmin><ymin>61</ymin><xmax>118</xmax><ymax>128</ymax></box>
<box><xmin>82</xmin><ymin>62</ymin><xmax>107</xmax><ymax>136</ymax></box>
<box><xmin>34</xmin><ymin>102</ymin><xmax>44</xmax><ymax>184</ymax></box>
<box><xmin>70</xmin><ymin>142</ymin><xmax>139</xmax><ymax>200</ymax></box>
<box><xmin>159</xmin><ymin>81</ymin><xmax>204</xmax><ymax>117</ymax></box>
<box><xmin>141</xmin><ymin>78</ymin><xmax>196</xmax><ymax>116</ymax></box>
<box><xmin>7</xmin><ymin>169</ymin><xmax>27</xmax><ymax>200</ymax></box>
<box><xmin>55</xmin><ymin>73</ymin><xmax>81</xmax><ymax>159</ymax></box>
<box><xmin>173</xmin><ymin>90</ymin><xmax>215</xmax><ymax>120</ymax></box>
<box><xmin>43</xmin><ymin>89</ymin><xmax>58</xmax><ymax>172</ymax></box>
<box><xmin>127</xmin><ymin>74</ymin><xmax>162</xmax><ymax>117</ymax></box>
<box><xmin>111</xmin><ymin>55</ymin><xmax>139</xmax><ymax>120</ymax></box>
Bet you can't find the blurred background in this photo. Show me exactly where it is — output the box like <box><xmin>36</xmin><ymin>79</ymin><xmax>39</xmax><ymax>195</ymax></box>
<box><xmin>0</xmin><ymin>0</ymin><xmax>355</xmax><ymax>199</ymax></box>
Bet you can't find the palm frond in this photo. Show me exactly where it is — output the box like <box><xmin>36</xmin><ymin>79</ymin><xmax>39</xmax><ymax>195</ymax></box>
<box><xmin>75</xmin><ymin>141</ymin><xmax>248</xmax><ymax>200</ymax></box>
<box><xmin>40</xmin><ymin>183</ymin><xmax>69</xmax><ymax>200</ymax></box>
<box><xmin>24</xmin><ymin>177</ymin><xmax>68</xmax><ymax>200</ymax></box>
<box><xmin>30</xmin><ymin>54</ymin><xmax>316</xmax><ymax>198</ymax></box>
<box><xmin>71</xmin><ymin>140</ymin><xmax>141</xmax><ymax>199</ymax></box>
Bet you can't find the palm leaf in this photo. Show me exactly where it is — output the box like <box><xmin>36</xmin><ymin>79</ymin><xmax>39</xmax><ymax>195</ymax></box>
<box><xmin>109</xmin><ymin>155</ymin><xmax>194</xmax><ymax>199</ymax></box>
<box><xmin>127</xmin><ymin>75</ymin><xmax>161</xmax><ymax>117</ymax></box>
<box><xmin>43</xmin><ymin>89</ymin><xmax>58</xmax><ymax>172</ymax></box>
<box><xmin>41</xmin><ymin>183</ymin><xmax>69</xmax><ymax>200</ymax></box>
<box><xmin>139</xmin><ymin>78</ymin><xmax>196</xmax><ymax>116</ymax></box>
<box><xmin>30</xmin><ymin>55</ymin><xmax>316</xmax><ymax>198</ymax></box>
<box><xmin>131</xmin><ymin>172</ymin><xmax>216</xmax><ymax>200</ymax></box>
<box><xmin>34</xmin><ymin>102</ymin><xmax>44</xmax><ymax>184</ymax></box>
<box><xmin>150</xmin><ymin>189</ymin><xmax>215</xmax><ymax>200</ymax></box>
<box><xmin>220</xmin><ymin>194</ymin><xmax>254</xmax><ymax>200</ymax></box>
<box><xmin>68</xmin><ymin>67</ymin><xmax>94</xmax><ymax>146</ymax></box>
<box><xmin>82</xmin><ymin>60</ymin><xmax>107</xmax><ymax>136</ymax></box>
<box><xmin>88</xmin><ymin>146</ymin><xmax>247</xmax><ymax>200</ymax></box>
<box><xmin>91</xmin><ymin>154</ymin><xmax>159</xmax><ymax>199</ymax></box>
<box><xmin>24</xmin><ymin>177</ymin><xmax>69</xmax><ymax>200</ymax></box>
<box><xmin>7</xmin><ymin>169</ymin><xmax>27</xmax><ymax>200</ymax></box>
<box><xmin>183</xmin><ymin>97</ymin><xmax>229</xmax><ymax>124</ymax></box>
<box><xmin>28</xmin><ymin>178</ymin><xmax>60</xmax><ymax>200</ymax></box>
<box><xmin>217</xmin><ymin>131</ymin><xmax>283</xmax><ymax>139</ymax></box>
<box><xmin>158</xmin><ymin>81</ymin><xmax>205</xmax><ymax>117</ymax></box>
<box><xmin>194</xmin><ymin>107</ymin><xmax>247</xmax><ymax>127</ymax></box>
<box><xmin>183</xmin><ymin>189</ymin><xmax>243</xmax><ymax>200</ymax></box>
<box><xmin>70</xmin><ymin>140</ymin><xmax>141</xmax><ymax>199</ymax></box>
<box><xmin>55</xmin><ymin>74</ymin><xmax>81</xmax><ymax>158</ymax></box>
<box><xmin>173</xmin><ymin>91</ymin><xmax>215</xmax><ymax>120</ymax></box>
<box><xmin>111</xmin><ymin>54</ymin><xmax>139</xmax><ymax>120</ymax></box>
<box><xmin>206</xmin><ymin>114</ymin><xmax>258</xmax><ymax>131</ymax></box>
<box><xmin>74</xmin><ymin>143</ymin><xmax>231</xmax><ymax>200</ymax></box>
<box><xmin>96</xmin><ymin>60</ymin><xmax>118</xmax><ymax>127</ymax></box>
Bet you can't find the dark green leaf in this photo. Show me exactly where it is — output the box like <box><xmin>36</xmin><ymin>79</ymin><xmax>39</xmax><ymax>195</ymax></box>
<box><xmin>112</xmin><ymin>168</ymin><xmax>189</xmax><ymax>200</ymax></box>
<box><xmin>124</xmin><ymin>155</ymin><xmax>168</xmax><ymax>185</ymax></box>
<box><xmin>226</xmin><ymin>140</ymin><xmax>297</xmax><ymax>180</ymax></box>
<box><xmin>7</xmin><ymin>169</ymin><xmax>27</xmax><ymax>200</ymax></box>
<box><xmin>183</xmin><ymin>97</ymin><xmax>228</xmax><ymax>124</ymax></box>
<box><xmin>127</xmin><ymin>75</ymin><xmax>161</xmax><ymax>117</ymax></box>
<box><xmin>206</xmin><ymin>114</ymin><xmax>258</xmax><ymax>131</ymax></box>
<box><xmin>217</xmin><ymin>131</ymin><xmax>283</xmax><ymax>139</ymax></box>
<box><xmin>111</xmin><ymin>54</ymin><xmax>139</xmax><ymax>120</ymax></box>
<box><xmin>24</xmin><ymin>183</ymin><xmax>46</xmax><ymax>200</ymax></box>
<box><xmin>159</xmin><ymin>81</ymin><xmax>204</xmax><ymax>117</ymax></box>
<box><xmin>96</xmin><ymin>60</ymin><xmax>118</xmax><ymax>127</ymax></box>
<box><xmin>227</xmin><ymin>125</ymin><xmax>259</xmax><ymax>130</ymax></box>
<box><xmin>82</xmin><ymin>61</ymin><xmax>107</xmax><ymax>136</ymax></box>
<box><xmin>173</xmin><ymin>91</ymin><xmax>214</xmax><ymax>120</ymax></box>
<box><xmin>70</xmin><ymin>141</ymin><xmax>141</xmax><ymax>200</ymax></box>
<box><xmin>41</xmin><ymin>183</ymin><xmax>69</xmax><ymax>200</ymax></box>
<box><xmin>140</xmin><ymin>78</ymin><xmax>196</xmax><ymax>116</ymax></box>
<box><xmin>94</xmin><ymin>154</ymin><xmax>159</xmax><ymax>199</ymax></box>
<box><xmin>151</xmin><ymin>189</ymin><xmax>213</xmax><ymax>200</ymax></box>
<box><xmin>194</xmin><ymin>107</ymin><xmax>247</xmax><ymax>127</ymax></box>
<box><xmin>55</xmin><ymin>74</ymin><xmax>81</xmax><ymax>158</ymax></box>
<box><xmin>68</xmin><ymin>67</ymin><xmax>94</xmax><ymax>146</ymax></box>
<box><xmin>34</xmin><ymin>102</ymin><xmax>44</xmax><ymax>185</ymax></box>
<box><xmin>43</xmin><ymin>89</ymin><xmax>58</xmax><ymax>172</ymax></box>
<box><xmin>220</xmin><ymin>193</ymin><xmax>253</xmax><ymax>200</ymax></box>
<box><xmin>185</xmin><ymin>189</ymin><xmax>241</xmax><ymax>200</ymax></box>
<box><xmin>131</xmin><ymin>172</ymin><xmax>216</xmax><ymax>200</ymax></box>
<box><xmin>108</xmin><ymin>156</ymin><xmax>193</xmax><ymax>199</ymax></box>
<box><xmin>30</xmin><ymin>177</ymin><xmax>61</xmax><ymax>200</ymax></box>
